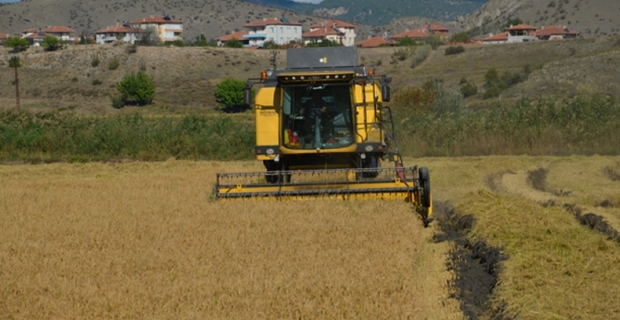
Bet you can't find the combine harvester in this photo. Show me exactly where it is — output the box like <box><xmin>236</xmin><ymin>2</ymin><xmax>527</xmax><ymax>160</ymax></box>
<box><xmin>215</xmin><ymin>47</ymin><xmax>432</xmax><ymax>224</ymax></box>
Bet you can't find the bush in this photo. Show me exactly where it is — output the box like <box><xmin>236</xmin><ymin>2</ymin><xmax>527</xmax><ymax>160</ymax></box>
<box><xmin>410</xmin><ymin>45</ymin><xmax>431</xmax><ymax>69</ymax></box>
<box><xmin>224</xmin><ymin>38</ymin><xmax>243</xmax><ymax>48</ymax></box>
<box><xmin>91</xmin><ymin>53</ymin><xmax>100</xmax><ymax>68</ymax></box>
<box><xmin>459</xmin><ymin>79</ymin><xmax>478</xmax><ymax>98</ymax></box>
<box><xmin>92</xmin><ymin>79</ymin><xmax>103</xmax><ymax>86</ymax></box>
<box><xmin>116</xmin><ymin>71</ymin><xmax>156</xmax><ymax>106</ymax></box>
<box><xmin>395</xmin><ymin>37</ymin><xmax>417</xmax><ymax>46</ymax></box>
<box><xmin>126</xmin><ymin>44</ymin><xmax>138</xmax><ymax>54</ymax></box>
<box><xmin>449</xmin><ymin>32</ymin><xmax>471</xmax><ymax>43</ymax></box>
<box><xmin>214</xmin><ymin>78</ymin><xmax>252</xmax><ymax>108</ymax></box>
<box><xmin>108</xmin><ymin>57</ymin><xmax>120</xmax><ymax>70</ymax></box>
<box><xmin>41</xmin><ymin>35</ymin><xmax>63</xmax><ymax>51</ymax></box>
<box><xmin>424</xmin><ymin>35</ymin><xmax>444</xmax><ymax>50</ymax></box>
<box><xmin>445</xmin><ymin>46</ymin><xmax>465</xmax><ymax>55</ymax></box>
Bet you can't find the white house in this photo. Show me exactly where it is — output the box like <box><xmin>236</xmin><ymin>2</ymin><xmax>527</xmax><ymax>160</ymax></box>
<box><xmin>95</xmin><ymin>24</ymin><xmax>143</xmax><ymax>44</ymax></box>
<box><xmin>305</xmin><ymin>20</ymin><xmax>356</xmax><ymax>46</ymax></box>
<box><xmin>131</xmin><ymin>14</ymin><xmax>183</xmax><ymax>43</ymax></box>
<box><xmin>242</xmin><ymin>17</ymin><xmax>302</xmax><ymax>47</ymax></box>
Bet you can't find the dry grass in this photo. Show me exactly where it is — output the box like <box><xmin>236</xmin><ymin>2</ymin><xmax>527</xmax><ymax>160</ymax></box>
<box><xmin>0</xmin><ymin>160</ymin><xmax>461</xmax><ymax>319</ymax></box>
<box><xmin>424</xmin><ymin>155</ymin><xmax>620</xmax><ymax>319</ymax></box>
<box><xmin>3</xmin><ymin>156</ymin><xmax>620</xmax><ymax>319</ymax></box>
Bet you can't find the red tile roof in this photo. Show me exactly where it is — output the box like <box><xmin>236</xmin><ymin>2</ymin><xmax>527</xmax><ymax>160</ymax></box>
<box><xmin>22</xmin><ymin>28</ymin><xmax>38</xmax><ymax>33</ymax></box>
<box><xmin>310</xmin><ymin>20</ymin><xmax>355</xmax><ymax>29</ymax></box>
<box><xmin>243</xmin><ymin>17</ymin><xmax>301</xmax><ymax>27</ymax></box>
<box><xmin>507</xmin><ymin>24</ymin><xmax>537</xmax><ymax>31</ymax></box>
<box><xmin>23</xmin><ymin>32</ymin><xmax>45</xmax><ymax>40</ymax></box>
<box><xmin>536</xmin><ymin>25</ymin><xmax>580</xmax><ymax>36</ymax></box>
<box><xmin>302</xmin><ymin>27</ymin><xmax>343</xmax><ymax>37</ymax></box>
<box><xmin>132</xmin><ymin>15</ymin><xmax>183</xmax><ymax>24</ymax></box>
<box><xmin>482</xmin><ymin>32</ymin><xmax>509</xmax><ymax>42</ymax></box>
<box><xmin>356</xmin><ymin>36</ymin><xmax>391</xmax><ymax>48</ymax></box>
<box><xmin>95</xmin><ymin>25</ymin><xmax>143</xmax><ymax>34</ymax></box>
<box><xmin>390</xmin><ymin>29</ymin><xmax>428</xmax><ymax>39</ymax></box>
<box><xmin>0</xmin><ymin>33</ymin><xmax>7</xmax><ymax>39</ymax></box>
<box><xmin>216</xmin><ymin>30</ymin><xmax>248</xmax><ymax>41</ymax></box>
<box><xmin>42</xmin><ymin>26</ymin><xmax>76</xmax><ymax>33</ymax></box>
<box><xmin>423</xmin><ymin>24</ymin><xmax>449</xmax><ymax>32</ymax></box>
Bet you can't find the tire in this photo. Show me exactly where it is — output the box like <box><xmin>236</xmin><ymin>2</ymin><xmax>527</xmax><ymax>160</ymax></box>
<box><xmin>362</xmin><ymin>154</ymin><xmax>380</xmax><ymax>179</ymax></box>
<box><xmin>263</xmin><ymin>160</ymin><xmax>291</xmax><ymax>184</ymax></box>
<box><xmin>419</xmin><ymin>166</ymin><xmax>431</xmax><ymax>208</ymax></box>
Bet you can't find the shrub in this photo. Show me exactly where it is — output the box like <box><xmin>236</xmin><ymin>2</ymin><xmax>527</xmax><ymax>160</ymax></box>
<box><xmin>396</xmin><ymin>37</ymin><xmax>417</xmax><ymax>46</ymax></box>
<box><xmin>391</xmin><ymin>47</ymin><xmax>412</xmax><ymax>63</ymax></box>
<box><xmin>214</xmin><ymin>78</ymin><xmax>251</xmax><ymax>108</ymax></box>
<box><xmin>41</xmin><ymin>35</ymin><xmax>63</xmax><ymax>51</ymax></box>
<box><xmin>110</xmin><ymin>94</ymin><xmax>124</xmax><ymax>109</ymax></box>
<box><xmin>91</xmin><ymin>53</ymin><xmax>100</xmax><ymax>67</ymax></box>
<box><xmin>445</xmin><ymin>46</ymin><xmax>465</xmax><ymax>55</ymax></box>
<box><xmin>126</xmin><ymin>44</ymin><xmax>138</xmax><ymax>54</ymax></box>
<box><xmin>424</xmin><ymin>35</ymin><xmax>444</xmax><ymax>50</ymax></box>
<box><xmin>449</xmin><ymin>32</ymin><xmax>471</xmax><ymax>43</ymax></box>
<box><xmin>224</xmin><ymin>38</ymin><xmax>243</xmax><ymax>48</ymax></box>
<box><xmin>116</xmin><ymin>71</ymin><xmax>156</xmax><ymax>106</ymax></box>
<box><xmin>459</xmin><ymin>79</ymin><xmax>478</xmax><ymax>98</ymax></box>
<box><xmin>108</xmin><ymin>57</ymin><xmax>120</xmax><ymax>70</ymax></box>
<box><xmin>410</xmin><ymin>45</ymin><xmax>431</xmax><ymax>68</ymax></box>
<box><xmin>92</xmin><ymin>79</ymin><xmax>103</xmax><ymax>86</ymax></box>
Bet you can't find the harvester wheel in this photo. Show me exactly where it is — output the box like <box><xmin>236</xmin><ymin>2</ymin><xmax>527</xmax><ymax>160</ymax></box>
<box><xmin>419</xmin><ymin>166</ymin><xmax>431</xmax><ymax>208</ymax></box>
<box><xmin>361</xmin><ymin>155</ymin><xmax>380</xmax><ymax>178</ymax></box>
<box><xmin>264</xmin><ymin>160</ymin><xmax>291</xmax><ymax>184</ymax></box>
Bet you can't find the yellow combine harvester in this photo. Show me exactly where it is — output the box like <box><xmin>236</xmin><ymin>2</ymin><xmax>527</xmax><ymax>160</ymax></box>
<box><xmin>215</xmin><ymin>47</ymin><xmax>432</xmax><ymax>224</ymax></box>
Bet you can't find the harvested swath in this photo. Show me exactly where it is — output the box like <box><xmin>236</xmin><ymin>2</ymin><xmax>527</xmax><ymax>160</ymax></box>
<box><xmin>483</xmin><ymin>170</ymin><xmax>514</xmax><ymax>193</ymax></box>
<box><xmin>564</xmin><ymin>204</ymin><xmax>620</xmax><ymax>244</ymax></box>
<box><xmin>603</xmin><ymin>165</ymin><xmax>620</xmax><ymax>182</ymax></box>
<box><xmin>433</xmin><ymin>202</ymin><xmax>513</xmax><ymax>320</ymax></box>
<box><xmin>527</xmin><ymin>167</ymin><xmax>571</xmax><ymax>196</ymax></box>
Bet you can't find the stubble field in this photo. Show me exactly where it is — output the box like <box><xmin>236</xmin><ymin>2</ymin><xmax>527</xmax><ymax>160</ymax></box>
<box><xmin>2</xmin><ymin>155</ymin><xmax>620</xmax><ymax>319</ymax></box>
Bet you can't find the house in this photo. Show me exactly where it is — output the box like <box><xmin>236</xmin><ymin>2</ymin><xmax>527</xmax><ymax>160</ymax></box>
<box><xmin>506</xmin><ymin>24</ymin><xmax>537</xmax><ymax>42</ymax></box>
<box><xmin>306</xmin><ymin>20</ymin><xmax>356</xmax><ymax>46</ymax></box>
<box><xmin>536</xmin><ymin>25</ymin><xmax>580</xmax><ymax>40</ymax></box>
<box><xmin>242</xmin><ymin>17</ymin><xmax>302</xmax><ymax>47</ymax></box>
<box><xmin>0</xmin><ymin>32</ymin><xmax>7</xmax><ymax>45</ymax></box>
<box><xmin>21</xmin><ymin>28</ymin><xmax>46</xmax><ymax>45</ymax></box>
<box><xmin>131</xmin><ymin>14</ymin><xmax>183</xmax><ymax>43</ymax></box>
<box><xmin>356</xmin><ymin>36</ymin><xmax>391</xmax><ymax>48</ymax></box>
<box><xmin>42</xmin><ymin>26</ymin><xmax>77</xmax><ymax>42</ymax></box>
<box><xmin>216</xmin><ymin>30</ymin><xmax>249</xmax><ymax>47</ymax></box>
<box><xmin>481</xmin><ymin>32</ymin><xmax>509</xmax><ymax>44</ymax></box>
<box><xmin>390</xmin><ymin>24</ymin><xmax>449</xmax><ymax>43</ymax></box>
<box><xmin>95</xmin><ymin>23</ymin><xmax>143</xmax><ymax>44</ymax></box>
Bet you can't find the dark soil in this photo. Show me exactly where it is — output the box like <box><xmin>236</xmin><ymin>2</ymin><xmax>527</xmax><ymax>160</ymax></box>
<box><xmin>433</xmin><ymin>202</ymin><xmax>514</xmax><ymax>320</ymax></box>
<box><xmin>564</xmin><ymin>204</ymin><xmax>620</xmax><ymax>244</ymax></box>
<box><xmin>527</xmin><ymin>167</ymin><xmax>571</xmax><ymax>196</ymax></box>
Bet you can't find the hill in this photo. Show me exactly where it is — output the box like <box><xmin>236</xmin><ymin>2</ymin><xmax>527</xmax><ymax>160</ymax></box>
<box><xmin>466</xmin><ymin>0</ymin><xmax>620</xmax><ymax>37</ymax></box>
<box><xmin>1</xmin><ymin>36</ymin><xmax>618</xmax><ymax>114</ymax></box>
<box><xmin>243</xmin><ymin>0</ymin><xmax>487</xmax><ymax>25</ymax></box>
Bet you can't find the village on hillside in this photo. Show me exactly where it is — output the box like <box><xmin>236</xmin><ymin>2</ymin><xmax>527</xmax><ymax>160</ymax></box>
<box><xmin>0</xmin><ymin>13</ymin><xmax>581</xmax><ymax>49</ymax></box>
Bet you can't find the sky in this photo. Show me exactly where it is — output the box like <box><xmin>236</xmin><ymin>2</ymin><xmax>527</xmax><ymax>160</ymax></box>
<box><xmin>0</xmin><ymin>0</ymin><xmax>20</xmax><ymax>3</ymax></box>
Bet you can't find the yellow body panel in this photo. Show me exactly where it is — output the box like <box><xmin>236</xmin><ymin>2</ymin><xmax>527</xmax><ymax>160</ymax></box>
<box><xmin>255</xmin><ymin>87</ymin><xmax>280</xmax><ymax>147</ymax></box>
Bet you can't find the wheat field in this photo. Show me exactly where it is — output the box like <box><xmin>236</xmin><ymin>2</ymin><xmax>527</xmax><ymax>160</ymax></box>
<box><xmin>0</xmin><ymin>160</ymin><xmax>462</xmax><ymax>319</ymax></box>
<box><xmin>3</xmin><ymin>156</ymin><xmax>620</xmax><ymax>319</ymax></box>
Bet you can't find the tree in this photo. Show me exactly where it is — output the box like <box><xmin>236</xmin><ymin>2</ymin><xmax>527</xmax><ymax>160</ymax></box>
<box><xmin>137</xmin><ymin>27</ymin><xmax>159</xmax><ymax>46</ymax></box>
<box><xmin>214</xmin><ymin>78</ymin><xmax>252</xmax><ymax>107</ymax></box>
<box><xmin>194</xmin><ymin>34</ymin><xmax>208</xmax><ymax>46</ymax></box>
<box><xmin>5</xmin><ymin>36</ymin><xmax>29</xmax><ymax>52</ymax></box>
<box><xmin>116</xmin><ymin>71</ymin><xmax>156</xmax><ymax>106</ymax></box>
<box><xmin>449</xmin><ymin>32</ymin><xmax>470</xmax><ymax>43</ymax></box>
<box><xmin>41</xmin><ymin>35</ymin><xmax>63</xmax><ymax>51</ymax></box>
<box><xmin>424</xmin><ymin>35</ymin><xmax>444</xmax><ymax>50</ymax></box>
<box><xmin>506</xmin><ymin>18</ymin><xmax>523</xmax><ymax>29</ymax></box>
<box><xmin>224</xmin><ymin>38</ymin><xmax>243</xmax><ymax>48</ymax></box>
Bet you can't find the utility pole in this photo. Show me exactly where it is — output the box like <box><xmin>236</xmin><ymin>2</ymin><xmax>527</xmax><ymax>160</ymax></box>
<box><xmin>9</xmin><ymin>56</ymin><xmax>21</xmax><ymax>109</ymax></box>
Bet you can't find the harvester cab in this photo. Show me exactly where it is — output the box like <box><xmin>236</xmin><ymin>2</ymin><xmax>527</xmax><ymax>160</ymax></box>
<box><xmin>216</xmin><ymin>47</ymin><xmax>432</xmax><ymax>224</ymax></box>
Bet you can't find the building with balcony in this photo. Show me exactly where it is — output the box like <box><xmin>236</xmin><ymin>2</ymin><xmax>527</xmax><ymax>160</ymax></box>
<box><xmin>131</xmin><ymin>14</ymin><xmax>183</xmax><ymax>43</ymax></box>
<box><xmin>242</xmin><ymin>17</ymin><xmax>302</xmax><ymax>47</ymax></box>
